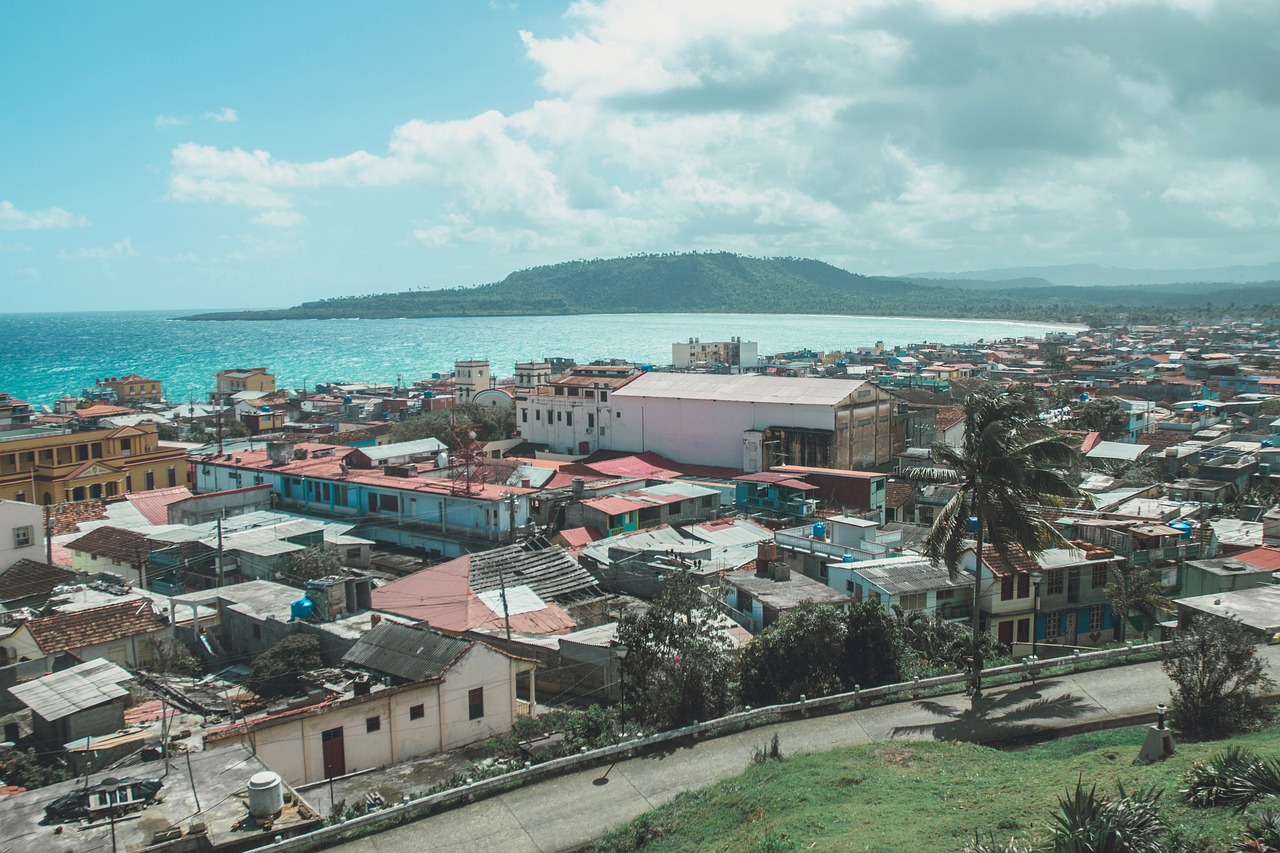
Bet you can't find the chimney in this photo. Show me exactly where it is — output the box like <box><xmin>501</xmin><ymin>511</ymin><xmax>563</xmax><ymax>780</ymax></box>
<box><xmin>353</xmin><ymin>676</ymin><xmax>372</xmax><ymax>697</ymax></box>
<box><xmin>771</xmin><ymin>560</ymin><xmax>791</xmax><ymax>582</ymax></box>
<box><xmin>756</xmin><ymin>540</ymin><xmax>777</xmax><ymax>567</ymax></box>
<box><xmin>370</xmin><ymin>613</ymin><xmax>381</xmax><ymax>627</ymax></box>
<box><xmin>521</xmin><ymin>478</ymin><xmax>531</xmax><ymax>489</ymax></box>
<box><xmin>571</xmin><ymin>477</ymin><xmax>585</xmax><ymax>499</ymax></box>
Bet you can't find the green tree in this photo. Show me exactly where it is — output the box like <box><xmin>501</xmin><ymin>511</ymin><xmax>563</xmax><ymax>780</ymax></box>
<box><xmin>738</xmin><ymin>602</ymin><xmax>846</xmax><ymax>706</ymax></box>
<box><xmin>1162</xmin><ymin>617</ymin><xmax>1273</xmax><ymax>739</ymax></box>
<box><xmin>897</xmin><ymin>609</ymin><xmax>1005</xmax><ymax>672</ymax></box>
<box><xmin>1069</xmin><ymin>396</ymin><xmax>1129</xmax><ymax>441</ymax></box>
<box><xmin>840</xmin><ymin>600</ymin><xmax>905</xmax><ymax>689</ymax></box>
<box><xmin>905</xmin><ymin>384</ymin><xmax>1079</xmax><ymax>694</ymax></box>
<box><xmin>246</xmin><ymin>633</ymin><xmax>323</xmax><ymax>700</ymax></box>
<box><xmin>1110</xmin><ymin>457</ymin><xmax>1162</xmax><ymax>487</ymax></box>
<box><xmin>617</xmin><ymin>570</ymin><xmax>736</xmax><ymax>729</ymax></box>
<box><xmin>285</xmin><ymin>545</ymin><xmax>345</xmax><ymax>585</ymax></box>
<box><xmin>0</xmin><ymin>748</ymin><xmax>71</xmax><ymax>790</ymax></box>
<box><xmin>390</xmin><ymin>403</ymin><xmax>515</xmax><ymax>445</ymax></box>
<box><xmin>1104</xmin><ymin>562</ymin><xmax>1171</xmax><ymax>643</ymax></box>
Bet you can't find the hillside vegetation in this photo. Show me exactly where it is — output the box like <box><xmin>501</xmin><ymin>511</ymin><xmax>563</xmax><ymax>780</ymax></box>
<box><xmin>591</xmin><ymin>723</ymin><xmax>1280</xmax><ymax>852</ymax></box>
<box><xmin>181</xmin><ymin>252</ymin><xmax>1280</xmax><ymax>324</ymax></box>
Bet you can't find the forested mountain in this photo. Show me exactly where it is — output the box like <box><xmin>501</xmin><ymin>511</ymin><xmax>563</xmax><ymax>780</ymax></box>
<box><xmin>181</xmin><ymin>252</ymin><xmax>1280</xmax><ymax>324</ymax></box>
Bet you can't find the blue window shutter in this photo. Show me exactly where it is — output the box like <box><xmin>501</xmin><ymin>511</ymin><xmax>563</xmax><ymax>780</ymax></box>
<box><xmin>1103</xmin><ymin>606</ymin><xmax>1113</xmax><ymax>630</ymax></box>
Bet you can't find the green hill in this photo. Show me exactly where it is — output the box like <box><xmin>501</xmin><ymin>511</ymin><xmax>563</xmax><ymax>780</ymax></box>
<box><xmin>180</xmin><ymin>252</ymin><xmax>1280</xmax><ymax>324</ymax></box>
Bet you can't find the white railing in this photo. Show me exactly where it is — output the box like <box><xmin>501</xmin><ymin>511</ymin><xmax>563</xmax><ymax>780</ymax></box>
<box><xmin>248</xmin><ymin>640</ymin><xmax>1169</xmax><ymax>852</ymax></box>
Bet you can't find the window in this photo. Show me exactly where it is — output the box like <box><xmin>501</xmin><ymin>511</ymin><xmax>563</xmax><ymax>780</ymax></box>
<box><xmin>167</xmin><ymin>467</ymin><xmax>177</xmax><ymax>487</ymax></box>
<box><xmin>565</xmin><ymin>412</ymin><xmax>572</xmax><ymax>427</ymax></box>
<box><xmin>1000</xmin><ymin>576</ymin><xmax>1014</xmax><ymax>601</ymax></box>
<box><xmin>587</xmin><ymin>413</ymin><xmax>595</xmax><ymax>428</ymax></box>
<box><xmin>409</xmin><ymin>704</ymin><xmax>425</xmax><ymax>721</ymax></box>
<box><xmin>1047</xmin><ymin>569</ymin><xmax>1063</xmax><ymax>595</ymax></box>
<box><xmin>1016</xmin><ymin>573</ymin><xmax>1030</xmax><ymax>599</ymax></box>
<box><xmin>13</xmin><ymin>525</ymin><xmax>33</xmax><ymax>548</ymax></box>
<box><xmin>252</xmin><ymin>624</ymin><xmax>262</xmax><ymax>640</ymax></box>
<box><xmin>869</xmin><ymin>590</ymin><xmax>882</xmax><ymax>604</ymax></box>
<box><xmin>599</xmin><ymin>392</ymin><xmax>607</xmax><ymax>402</ymax></box>
<box><xmin>1091</xmin><ymin>563</ymin><xmax>1108</xmax><ymax>589</ymax></box>
<box><xmin>936</xmin><ymin>588</ymin><xmax>954</xmax><ymax>600</ymax></box>
<box><xmin>616</xmin><ymin>411</ymin><xmax>622</xmax><ymax>418</ymax></box>
<box><xmin>13</xmin><ymin>491</ymin><xmax>25</xmax><ymax>503</ymax></box>
<box><xmin>898</xmin><ymin>592</ymin><xmax>927</xmax><ymax>611</ymax></box>
<box><xmin>535</xmin><ymin>409</ymin><xmax>541</xmax><ymax>421</ymax></box>
<box><xmin>468</xmin><ymin>687</ymin><xmax>484</xmax><ymax>720</ymax></box>
<box><xmin>701</xmin><ymin>495</ymin><xmax>712</xmax><ymax>508</ymax></box>
<box><xmin>1044</xmin><ymin>611</ymin><xmax>1061</xmax><ymax>637</ymax></box>
<box><xmin>1089</xmin><ymin>604</ymin><xmax>1105</xmax><ymax>632</ymax></box>
<box><xmin>144</xmin><ymin>471</ymin><xmax>155</xmax><ymax>490</ymax></box>
<box><xmin>556</xmin><ymin>411</ymin><xmax>562</xmax><ymax>423</ymax></box>
<box><xmin>521</xmin><ymin>409</ymin><xmax>528</xmax><ymax>423</ymax></box>
<box><xmin>366</xmin><ymin>716</ymin><xmax>381</xmax><ymax>733</ymax></box>
<box><xmin>1016</xmin><ymin>618</ymin><xmax>1030</xmax><ymax>643</ymax></box>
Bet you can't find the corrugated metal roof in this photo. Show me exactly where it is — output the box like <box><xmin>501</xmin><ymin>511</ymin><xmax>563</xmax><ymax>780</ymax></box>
<box><xmin>358</xmin><ymin>438</ymin><xmax>448</xmax><ymax>460</ymax></box>
<box><xmin>342</xmin><ymin>622</ymin><xmax>472</xmax><ymax>683</ymax></box>
<box><xmin>614</xmin><ymin>372</ymin><xmax>870</xmax><ymax>406</ymax></box>
<box><xmin>9</xmin><ymin>659</ymin><xmax>132</xmax><ymax>722</ymax></box>
<box><xmin>469</xmin><ymin>544</ymin><xmax>600</xmax><ymax>602</ymax></box>
<box><xmin>851</xmin><ymin>557</ymin><xmax>972</xmax><ymax>595</ymax></box>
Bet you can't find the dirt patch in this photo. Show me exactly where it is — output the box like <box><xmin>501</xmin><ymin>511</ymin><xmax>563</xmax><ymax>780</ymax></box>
<box><xmin>876</xmin><ymin>744</ymin><xmax>935</xmax><ymax>768</ymax></box>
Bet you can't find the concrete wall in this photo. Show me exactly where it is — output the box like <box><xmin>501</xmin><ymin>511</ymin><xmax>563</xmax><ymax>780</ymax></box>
<box><xmin>0</xmin><ymin>501</ymin><xmax>43</xmax><ymax>572</ymax></box>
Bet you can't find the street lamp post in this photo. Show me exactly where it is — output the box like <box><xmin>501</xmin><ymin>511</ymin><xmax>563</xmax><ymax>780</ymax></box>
<box><xmin>613</xmin><ymin>641</ymin><xmax>629</xmax><ymax>733</ymax></box>
<box><xmin>1030</xmin><ymin>571</ymin><xmax>1043</xmax><ymax>659</ymax></box>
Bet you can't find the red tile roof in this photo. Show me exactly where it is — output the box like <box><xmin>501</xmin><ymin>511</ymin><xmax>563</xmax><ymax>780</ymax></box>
<box><xmin>22</xmin><ymin>598</ymin><xmax>167</xmax><ymax>654</ymax></box>
<box><xmin>555</xmin><ymin>527</ymin><xmax>605</xmax><ymax>548</ymax></box>
<box><xmin>125</xmin><ymin>486</ymin><xmax>193</xmax><ymax>525</ymax></box>
<box><xmin>66</xmin><ymin>526</ymin><xmax>156</xmax><ymax>564</ymax></box>
<box><xmin>1233</xmin><ymin>547</ymin><xmax>1280</xmax><ymax>572</ymax></box>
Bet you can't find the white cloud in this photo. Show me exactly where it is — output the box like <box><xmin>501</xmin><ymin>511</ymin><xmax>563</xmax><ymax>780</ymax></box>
<box><xmin>165</xmin><ymin>0</ymin><xmax>1280</xmax><ymax>270</ymax></box>
<box><xmin>154</xmin><ymin>115</ymin><xmax>188</xmax><ymax>130</ymax></box>
<box><xmin>0</xmin><ymin>200</ymin><xmax>89</xmax><ymax>230</ymax></box>
<box><xmin>204</xmin><ymin>107</ymin><xmax>239</xmax><ymax>123</ymax></box>
<box><xmin>72</xmin><ymin>239</ymin><xmax>138</xmax><ymax>261</ymax></box>
<box><xmin>253</xmin><ymin>209</ymin><xmax>306</xmax><ymax>227</ymax></box>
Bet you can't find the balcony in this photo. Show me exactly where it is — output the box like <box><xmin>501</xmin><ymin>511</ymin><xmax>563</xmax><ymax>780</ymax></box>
<box><xmin>1131</xmin><ymin>542</ymin><xmax>1201</xmax><ymax>565</ymax></box>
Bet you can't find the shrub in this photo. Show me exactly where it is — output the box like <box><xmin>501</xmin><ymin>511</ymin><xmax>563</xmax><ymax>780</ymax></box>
<box><xmin>1049</xmin><ymin>780</ymin><xmax>1168</xmax><ymax>853</ymax></box>
<box><xmin>1162</xmin><ymin>618</ymin><xmax>1273</xmax><ymax>739</ymax></box>
<box><xmin>1182</xmin><ymin>747</ymin><xmax>1263</xmax><ymax>808</ymax></box>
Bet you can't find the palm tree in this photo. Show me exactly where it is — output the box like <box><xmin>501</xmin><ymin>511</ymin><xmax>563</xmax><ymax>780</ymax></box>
<box><xmin>905</xmin><ymin>384</ymin><xmax>1079</xmax><ymax>695</ymax></box>
<box><xmin>1104</xmin><ymin>561</ymin><xmax>1172</xmax><ymax>642</ymax></box>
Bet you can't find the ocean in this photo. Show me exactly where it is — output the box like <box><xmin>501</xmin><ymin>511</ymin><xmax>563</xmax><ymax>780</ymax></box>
<box><xmin>0</xmin><ymin>310</ymin><xmax>1082</xmax><ymax>407</ymax></box>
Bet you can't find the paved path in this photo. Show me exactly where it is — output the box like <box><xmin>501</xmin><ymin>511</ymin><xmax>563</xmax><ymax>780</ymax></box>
<box><xmin>331</xmin><ymin>646</ymin><xmax>1280</xmax><ymax>853</ymax></box>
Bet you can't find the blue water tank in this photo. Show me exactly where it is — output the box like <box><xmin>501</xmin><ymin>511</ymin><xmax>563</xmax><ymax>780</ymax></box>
<box><xmin>424</xmin><ymin>390</ymin><xmax>433</xmax><ymax>398</ymax></box>
<box><xmin>842</xmin><ymin>553</ymin><xmax>854</xmax><ymax>563</ymax></box>
<box><xmin>431</xmin><ymin>372</ymin><xmax>441</xmax><ymax>379</ymax></box>
<box><xmin>1263</xmin><ymin>439</ymin><xmax>1273</xmax><ymax>448</ymax></box>
<box><xmin>343</xmin><ymin>395</ymin><xmax>353</xmax><ymax>404</ymax></box>
<box><xmin>1079</xmin><ymin>392</ymin><xmax>1089</xmax><ymax>401</ymax></box>
<box><xmin>1192</xmin><ymin>403</ymin><xmax>1207</xmax><ymax>412</ymax></box>
<box><xmin>261</xmin><ymin>405</ymin><xmax>271</xmax><ymax>413</ymax></box>
<box><xmin>813</xmin><ymin>521</ymin><xmax>827</xmax><ymax>540</ymax></box>
<box><xmin>640</xmin><ymin>364</ymin><xmax>653</xmax><ymax>372</ymax></box>
<box><xmin>1170</xmin><ymin>521</ymin><xmax>1193</xmax><ymax>539</ymax></box>
<box><xmin>290</xmin><ymin>598</ymin><xmax>313</xmax><ymax>620</ymax></box>
<box><xmin>967</xmin><ymin>516</ymin><xmax>979</xmax><ymax>532</ymax></box>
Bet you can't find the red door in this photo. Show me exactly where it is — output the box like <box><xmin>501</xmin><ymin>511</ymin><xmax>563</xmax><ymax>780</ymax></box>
<box><xmin>321</xmin><ymin>727</ymin><xmax>345</xmax><ymax>778</ymax></box>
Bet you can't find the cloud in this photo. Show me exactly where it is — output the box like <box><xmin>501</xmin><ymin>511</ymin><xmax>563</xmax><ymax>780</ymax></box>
<box><xmin>204</xmin><ymin>107</ymin><xmax>239</xmax><ymax>123</ymax></box>
<box><xmin>253</xmin><ymin>209</ymin><xmax>306</xmax><ymax>227</ymax></box>
<box><xmin>0</xmin><ymin>200</ymin><xmax>89</xmax><ymax>230</ymax></box>
<box><xmin>72</xmin><ymin>239</ymin><xmax>139</xmax><ymax>261</ymax></box>
<box><xmin>154</xmin><ymin>115</ymin><xmax>188</xmax><ymax>130</ymax></box>
<box><xmin>166</xmin><ymin>0</ymin><xmax>1280</xmax><ymax>270</ymax></box>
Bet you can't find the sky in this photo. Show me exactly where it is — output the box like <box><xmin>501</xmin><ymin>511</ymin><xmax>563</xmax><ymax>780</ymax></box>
<box><xmin>1</xmin><ymin>0</ymin><xmax>1277</xmax><ymax>312</ymax></box>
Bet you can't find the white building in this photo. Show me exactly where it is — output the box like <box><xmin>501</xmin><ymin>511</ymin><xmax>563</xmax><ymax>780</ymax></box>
<box><xmin>454</xmin><ymin>359</ymin><xmax>491</xmax><ymax>405</ymax></box>
<box><xmin>0</xmin><ymin>500</ymin><xmax>43</xmax><ymax>572</ymax></box>
<box><xmin>518</xmin><ymin>365</ymin><xmax>640</xmax><ymax>456</ymax></box>
<box><xmin>608</xmin><ymin>373</ymin><xmax>897</xmax><ymax>471</ymax></box>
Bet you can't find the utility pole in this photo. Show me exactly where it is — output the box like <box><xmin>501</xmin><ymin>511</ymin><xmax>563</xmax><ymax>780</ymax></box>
<box><xmin>44</xmin><ymin>504</ymin><xmax>54</xmax><ymax>565</ymax></box>
<box><xmin>497</xmin><ymin>558</ymin><xmax>512</xmax><ymax>644</ymax></box>
<box><xmin>508</xmin><ymin>494</ymin><xmax>517</xmax><ymax>546</ymax></box>
<box><xmin>215</xmin><ymin>518</ymin><xmax>224</xmax><ymax>588</ymax></box>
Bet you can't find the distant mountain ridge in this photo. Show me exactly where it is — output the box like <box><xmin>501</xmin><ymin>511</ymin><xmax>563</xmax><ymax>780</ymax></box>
<box><xmin>902</xmin><ymin>261</ymin><xmax>1280</xmax><ymax>287</ymax></box>
<box><xmin>181</xmin><ymin>252</ymin><xmax>1280</xmax><ymax>324</ymax></box>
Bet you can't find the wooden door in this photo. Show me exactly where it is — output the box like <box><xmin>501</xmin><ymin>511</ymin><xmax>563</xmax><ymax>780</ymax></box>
<box><xmin>321</xmin><ymin>726</ymin><xmax>345</xmax><ymax>778</ymax></box>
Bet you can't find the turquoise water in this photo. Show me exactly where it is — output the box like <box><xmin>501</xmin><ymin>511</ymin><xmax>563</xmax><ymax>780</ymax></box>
<box><xmin>0</xmin><ymin>311</ymin><xmax>1081</xmax><ymax>406</ymax></box>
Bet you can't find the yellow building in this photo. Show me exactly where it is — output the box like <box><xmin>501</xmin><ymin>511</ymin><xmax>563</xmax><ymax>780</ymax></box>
<box><xmin>0</xmin><ymin>421</ymin><xmax>188</xmax><ymax>505</ymax></box>
<box><xmin>213</xmin><ymin>367</ymin><xmax>276</xmax><ymax>402</ymax></box>
<box><xmin>98</xmin><ymin>373</ymin><xmax>164</xmax><ymax>404</ymax></box>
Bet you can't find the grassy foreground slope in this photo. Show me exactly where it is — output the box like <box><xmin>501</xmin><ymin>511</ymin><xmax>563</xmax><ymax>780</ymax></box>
<box><xmin>591</xmin><ymin>724</ymin><xmax>1280</xmax><ymax>852</ymax></box>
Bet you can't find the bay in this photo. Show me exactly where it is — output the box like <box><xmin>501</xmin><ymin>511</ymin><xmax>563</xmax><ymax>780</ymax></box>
<box><xmin>0</xmin><ymin>311</ymin><xmax>1081</xmax><ymax>406</ymax></box>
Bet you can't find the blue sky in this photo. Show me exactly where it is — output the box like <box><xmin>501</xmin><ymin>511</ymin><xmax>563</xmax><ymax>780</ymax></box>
<box><xmin>2</xmin><ymin>0</ymin><xmax>1277</xmax><ymax>311</ymax></box>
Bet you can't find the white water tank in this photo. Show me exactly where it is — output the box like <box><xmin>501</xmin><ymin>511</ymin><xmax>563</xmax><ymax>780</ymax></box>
<box><xmin>247</xmin><ymin>771</ymin><xmax>284</xmax><ymax>818</ymax></box>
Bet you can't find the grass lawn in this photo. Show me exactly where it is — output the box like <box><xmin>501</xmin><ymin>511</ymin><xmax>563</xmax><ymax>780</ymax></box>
<box><xmin>590</xmin><ymin>724</ymin><xmax>1280</xmax><ymax>852</ymax></box>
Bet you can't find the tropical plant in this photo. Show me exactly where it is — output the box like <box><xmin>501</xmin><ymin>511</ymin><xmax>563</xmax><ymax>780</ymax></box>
<box><xmin>1104</xmin><ymin>562</ymin><xmax>1172</xmax><ymax>643</ymax></box>
<box><xmin>905</xmin><ymin>384</ymin><xmax>1079</xmax><ymax>693</ymax></box>
<box><xmin>617</xmin><ymin>569</ymin><xmax>736</xmax><ymax>729</ymax></box>
<box><xmin>1162</xmin><ymin>617</ymin><xmax>1273</xmax><ymax>739</ymax></box>
<box><xmin>964</xmin><ymin>835</ymin><xmax>1033</xmax><ymax>853</ymax></box>
<box><xmin>738</xmin><ymin>601</ymin><xmax>846</xmax><ymax>706</ymax></box>
<box><xmin>1240</xmin><ymin>809</ymin><xmax>1280</xmax><ymax>852</ymax></box>
<box><xmin>0</xmin><ymin>748</ymin><xmax>71</xmax><ymax>790</ymax></box>
<box><xmin>896</xmin><ymin>608</ymin><xmax>1006</xmax><ymax>672</ymax></box>
<box><xmin>1182</xmin><ymin>746</ymin><xmax>1264</xmax><ymax>808</ymax></box>
<box><xmin>1049</xmin><ymin>780</ymin><xmax>1168</xmax><ymax>853</ymax></box>
<box><xmin>1068</xmin><ymin>396</ymin><xmax>1130</xmax><ymax>441</ymax></box>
